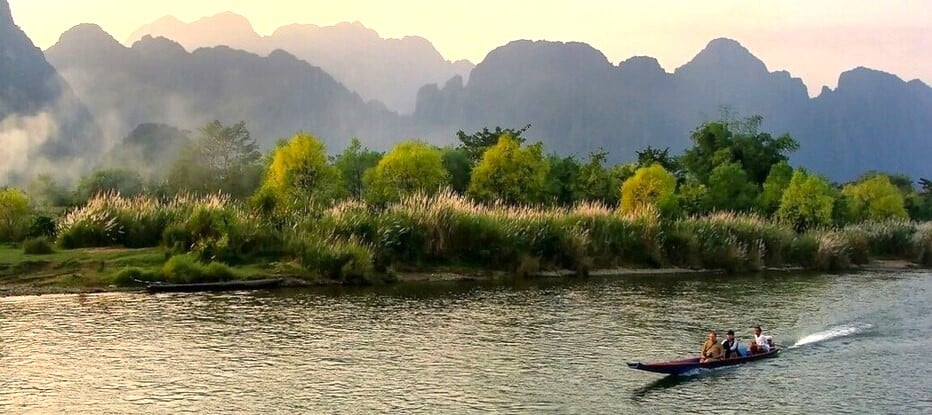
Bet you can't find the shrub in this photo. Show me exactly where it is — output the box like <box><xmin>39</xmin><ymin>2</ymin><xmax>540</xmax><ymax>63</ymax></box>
<box><xmin>813</xmin><ymin>231</ymin><xmax>851</xmax><ymax>271</ymax></box>
<box><xmin>847</xmin><ymin>220</ymin><xmax>916</xmax><ymax>257</ymax></box>
<box><xmin>787</xmin><ymin>234</ymin><xmax>819</xmax><ymax>268</ymax></box>
<box><xmin>22</xmin><ymin>237</ymin><xmax>54</xmax><ymax>255</ymax></box>
<box><xmin>113</xmin><ymin>267</ymin><xmax>162</xmax><ymax>286</ymax></box>
<box><xmin>840</xmin><ymin>228</ymin><xmax>870</xmax><ymax>265</ymax></box>
<box><xmin>161</xmin><ymin>255</ymin><xmax>236</xmax><ymax>284</ymax></box>
<box><xmin>297</xmin><ymin>237</ymin><xmax>375</xmax><ymax>284</ymax></box>
<box><xmin>26</xmin><ymin>215</ymin><xmax>57</xmax><ymax>238</ymax></box>
<box><xmin>911</xmin><ymin>223</ymin><xmax>932</xmax><ymax>266</ymax></box>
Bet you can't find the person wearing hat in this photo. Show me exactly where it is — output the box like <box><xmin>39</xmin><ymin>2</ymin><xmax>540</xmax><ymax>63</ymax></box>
<box><xmin>721</xmin><ymin>330</ymin><xmax>739</xmax><ymax>358</ymax></box>
<box><xmin>749</xmin><ymin>325</ymin><xmax>774</xmax><ymax>354</ymax></box>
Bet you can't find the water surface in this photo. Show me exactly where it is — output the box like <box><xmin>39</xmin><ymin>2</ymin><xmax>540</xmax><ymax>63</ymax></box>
<box><xmin>1</xmin><ymin>271</ymin><xmax>929</xmax><ymax>413</ymax></box>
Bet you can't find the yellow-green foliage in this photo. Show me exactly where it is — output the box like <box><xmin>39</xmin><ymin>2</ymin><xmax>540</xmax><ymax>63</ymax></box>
<box><xmin>469</xmin><ymin>135</ymin><xmax>550</xmax><ymax>205</ymax></box>
<box><xmin>620</xmin><ymin>164</ymin><xmax>677</xmax><ymax>216</ymax></box>
<box><xmin>842</xmin><ymin>175</ymin><xmax>908</xmax><ymax>221</ymax></box>
<box><xmin>364</xmin><ymin>140</ymin><xmax>448</xmax><ymax>204</ymax></box>
<box><xmin>260</xmin><ymin>133</ymin><xmax>342</xmax><ymax>209</ymax></box>
<box><xmin>776</xmin><ymin>170</ymin><xmax>835</xmax><ymax>231</ymax></box>
<box><xmin>0</xmin><ymin>188</ymin><xmax>30</xmax><ymax>242</ymax></box>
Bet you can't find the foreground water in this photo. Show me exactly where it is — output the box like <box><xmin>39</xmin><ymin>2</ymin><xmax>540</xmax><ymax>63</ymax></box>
<box><xmin>1</xmin><ymin>271</ymin><xmax>929</xmax><ymax>413</ymax></box>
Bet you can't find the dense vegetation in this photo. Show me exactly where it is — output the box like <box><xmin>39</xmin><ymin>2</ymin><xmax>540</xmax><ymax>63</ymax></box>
<box><xmin>3</xmin><ymin>116</ymin><xmax>931</xmax><ymax>288</ymax></box>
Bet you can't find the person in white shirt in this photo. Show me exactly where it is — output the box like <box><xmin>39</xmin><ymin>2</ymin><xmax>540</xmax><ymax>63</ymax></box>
<box><xmin>749</xmin><ymin>325</ymin><xmax>774</xmax><ymax>354</ymax></box>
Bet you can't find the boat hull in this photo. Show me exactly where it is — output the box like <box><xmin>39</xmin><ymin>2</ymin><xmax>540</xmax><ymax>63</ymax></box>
<box><xmin>627</xmin><ymin>348</ymin><xmax>780</xmax><ymax>375</ymax></box>
<box><xmin>146</xmin><ymin>278</ymin><xmax>284</xmax><ymax>293</ymax></box>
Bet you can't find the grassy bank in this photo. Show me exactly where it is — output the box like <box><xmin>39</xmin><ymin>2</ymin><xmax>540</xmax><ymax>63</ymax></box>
<box><xmin>0</xmin><ymin>192</ymin><xmax>929</xmax><ymax>296</ymax></box>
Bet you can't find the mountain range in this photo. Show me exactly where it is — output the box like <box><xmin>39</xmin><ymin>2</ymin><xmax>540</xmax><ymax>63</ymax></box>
<box><xmin>46</xmin><ymin>24</ymin><xmax>407</xmax><ymax>152</ymax></box>
<box><xmin>415</xmin><ymin>38</ymin><xmax>932</xmax><ymax>180</ymax></box>
<box><xmin>128</xmin><ymin>12</ymin><xmax>473</xmax><ymax>114</ymax></box>
<box><xmin>1</xmin><ymin>5</ymin><xmax>929</xmax><ymax>183</ymax></box>
<box><xmin>0</xmin><ymin>0</ymin><xmax>100</xmax><ymax>183</ymax></box>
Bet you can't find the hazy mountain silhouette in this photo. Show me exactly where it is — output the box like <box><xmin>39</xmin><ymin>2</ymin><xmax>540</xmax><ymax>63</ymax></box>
<box><xmin>416</xmin><ymin>38</ymin><xmax>931</xmax><ymax>180</ymax></box>
<box><xmin>0</xmin><ymin>0</ymin><xmax>101</xmax><ymax>183</ymax></box>
<box><xmin>127</xmin><ymin>12</ymin><xmax>473</xmax><ymax>113</ymax></box>
<box><xmin>46</xmin><ymin>24</ymin><xmax>408</xmax><ymax>151</ymax></box>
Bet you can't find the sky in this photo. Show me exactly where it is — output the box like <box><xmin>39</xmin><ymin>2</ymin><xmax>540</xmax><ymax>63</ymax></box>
<box><xmin>9</xmin><ymin>0</ymin><xmax>931</xmax><ymax>96</ymax></box>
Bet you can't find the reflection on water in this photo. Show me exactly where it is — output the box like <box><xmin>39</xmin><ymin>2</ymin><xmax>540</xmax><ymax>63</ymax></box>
<box><xmin>0</xmin><ymin>271</ymin><xmax>929</xmax><ymax>413</ymax></box>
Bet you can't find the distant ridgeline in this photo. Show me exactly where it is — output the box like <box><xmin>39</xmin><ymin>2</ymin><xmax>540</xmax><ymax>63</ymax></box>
<box><xmin>0</xmin><ymin>0</ymin><xmax>101</xmax><ymax>183</ymax></box>
<box><xmin>1</xmin><ymin>3</ymin><xmax>929</xmax><ymax>183</ymax></box>
<box><xmin>415</xmin><ymin>39</ymin><xmax>932</xmax><ymax>181</ymax></box>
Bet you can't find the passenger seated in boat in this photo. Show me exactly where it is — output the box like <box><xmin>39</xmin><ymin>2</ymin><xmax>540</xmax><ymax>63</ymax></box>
<box><xmin>749</xmin><ymin>325</ymin><xmax>774</xmax><ymax>354</ymax></box>
<box><xmin>722</xmin><ymin>330</ymin><xmax>739</xmax><ymax>358</ymax></box>
<box><xmin>700</xmin><ymin>331</ymin><xmax>724</xmax><ymax>363</ymax></box>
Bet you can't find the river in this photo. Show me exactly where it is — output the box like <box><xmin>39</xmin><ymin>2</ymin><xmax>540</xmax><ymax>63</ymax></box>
<box><xmin>1</xmin><ymin>271</ymin><xmax>929</xmax><ymax>413</ymax></box>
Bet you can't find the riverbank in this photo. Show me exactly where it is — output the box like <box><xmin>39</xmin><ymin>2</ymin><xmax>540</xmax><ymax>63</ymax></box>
<box><xmin>0</xmin><ymin>245</ymin><xmax>924</xmax><ymax>297</ymax></box>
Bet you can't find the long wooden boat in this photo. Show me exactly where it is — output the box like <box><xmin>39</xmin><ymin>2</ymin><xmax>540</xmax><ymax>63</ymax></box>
<box><xmin>146</xmin><ymin>278</ymin><xmax>284</xmax><ymax>294</ymax></box>
<box><xmin>627</xmin><ymin>348</ymin><xmax>780</xmax><ymax>375</ymax></box>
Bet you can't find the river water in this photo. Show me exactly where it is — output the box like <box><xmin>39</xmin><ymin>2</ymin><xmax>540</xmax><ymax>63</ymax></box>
<box><xmin>1</xmin><ymin>271</ymin><xmax>929</xmax><ymax>413</ymax></box>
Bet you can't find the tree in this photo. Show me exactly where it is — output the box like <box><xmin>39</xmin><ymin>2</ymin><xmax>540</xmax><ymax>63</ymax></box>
<box><xmin>332</xmin><ymin>138</ymin><xmax>382</xmax><ymax>199</ymax></box>
<box><xmin>100</xmin><ymin>123</ymin><xmax>192</xmax><ymax>180</ymax></box>
<box><xmin>842</xmin><ymin>175</ymin><xmax>908</xmax><ymax>221</ymax></box>
<box><xmin>0</xmin><ymin>188</ymin><xmax>30</xmax><ymax>242</ymax></box>
<box><xmin>776</xmin><ymin>170</ymin><xmax>835</xmax><ymax>231</ymax></box>
<box><xmin>364</xmin><ymin>140</ymin><xmax>448</xmax><ymax>204</ymax></box>
<box><xmin>756</xmin><ymin>161</ymin><xmax>793</xmax><ymax>215</ymax></box>
<box><xmin>260</xmin><ymin>133</ymin><xmax>343</xmax><ymax>210</ymax></box>
<box><xmin>576</xmin><ymin>149</ymin><xmax>619</xmax><ymax>204</ymax></box>
<box><xmin>545</xmin><ymin>154</ymin><xmax>581</xmax><ymax>206</ymax></box>
<box><xmin>705</xmin><ymin>162</ymin><xmax>758</xmax><ymax>212</ymax></box>
<box><xmin>26</xmin><ymin>174</ymin><xmax>70</xmax><ymax>207</ymax></box>
<box><xmin>166</xmin><ymin>120</ymin><xmax>263</xmax><ymax>198</ymax></box>
<box><xmin>681</xmin><ymin>117</ymin><xmax>798</xmax><ymax>185</ymax></box>
<box><xmin>74</xmin><ymin>169</ymin><xmax>145</xmax><ymax>202</ymax></box>
<box><xmin>920</xmin><ymin>178</ymin><xmax>932</xmax><ymax>194</ymax></box>
<box><xmin>636</xmin><ymin>146</ymin><xmax>681</xmax><ymax>179</ymax></box>
<box><xmin>456</xmin><ymin>124</ymin><xmax>530</xmax><ymax>163</ymax></box>
<box><xmin>469</xmin><ymin>134</ymin><xmax>550</xmax><ymax>205</ymax></box>
<box><xmin>619</xmin><ymin>164</ymin><xmax>678</xmax><ymax>216</ymax></box>
<box><xmin>440</xmin><ymin>147</ymin><xmax>472</xmax><ymax>194</ymax></box>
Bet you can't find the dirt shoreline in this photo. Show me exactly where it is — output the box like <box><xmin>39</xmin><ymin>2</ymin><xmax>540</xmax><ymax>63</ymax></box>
<box><xmin>0</xmin><ymin>261</ymin><xmax>923</xmax><ymax>298</ymax></box>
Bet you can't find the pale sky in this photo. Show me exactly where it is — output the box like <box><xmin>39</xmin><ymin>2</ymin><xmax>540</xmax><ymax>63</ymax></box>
<box><xmin>9</xmin><ymin>0</ymin><xmax>931</xmax><ymax>95</ymax></box>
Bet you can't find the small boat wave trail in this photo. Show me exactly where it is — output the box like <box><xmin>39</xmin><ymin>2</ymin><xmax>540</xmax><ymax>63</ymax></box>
<box><xmin>791</xmin><ymin>323</ymin><xmax>873</xmax><ymax>348</ymax></box>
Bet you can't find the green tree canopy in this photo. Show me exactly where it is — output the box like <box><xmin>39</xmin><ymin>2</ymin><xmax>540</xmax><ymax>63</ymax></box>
<box><xmin>25</xmin><ymin>174</ymin><xmax>70</xmax><ymax>207</ymax></box>
<box><xmin>469</xmin><ymin>134</ymin><xmax>550</xmax><ymax>205</ymax></box>
<box><xmin>260</xmin><ymin>133</ymin><xmax>343</xmax><ymax>209</ymax></box>
<box><xmin>705</xmin><ymin>162</ymin><xmax>759</xmax><ymax>212</ymax></box>
<box><xmin>636</xmin><ymin>146</ymin><xmax>681</xmax><ymax>179</ymax></box>
<box><xmin>545</xmin><ymin>154</ymin><xmax>581</xmax><ymax>206</ymax></box>
<box><xmin>576</xmin><ymin>149</ymin><xmax>620</xmax><ymax>205</ymax></box>
<box><xmin>332</xmin><ymin>138</ymin><xmax>382</xmax><ymax>199</ymax></box>
<box><xmin>364</xmin><ymin>140</ymin><xmax>448</xmax><ymax>204</ymax></box>
<box><xmin>166</xmin><ymin>120</ymin><xmax>263</xmax><ymax>198</ymax></box>
<box><xmin>756</xmin><ymin>161</ymin><xmax>793</xmax><ymax>214</ymax></box>
<box><xmin>681</xmin><ymin>116</ymin><xmax>798</xmax><ymax>185</ymax></box>
<box><xmin>456</xmin><ymin>124</ymin><xmax>530</xmax><ymax>163</ymax></box>
<box><xmin>842</xmin><ymin>175</ymin><xmax>908</xmax><ymax>221</ymax></box>
<box><xmin>619</xmin><ymin>164</ymin><xmax>678</xmax><ymax>216</ymax></box>
<box><xmin>0</xmin><ymin>188</ymin><xmax>30</xmax><ymax>242</ymax></box>
<box><xmin>440</xmin><ymin>147</ymin><xmax>472</xmax><ymax>194</ymax></box>
<box><xmin>75</xmin><ymin>168</ymin><xmax>145</xmax><ymax>202</ymax></box>
<box><xmin>776</xmin><ymin>170</ymin><xmax>835</xmax><ymax>231</ymax></box>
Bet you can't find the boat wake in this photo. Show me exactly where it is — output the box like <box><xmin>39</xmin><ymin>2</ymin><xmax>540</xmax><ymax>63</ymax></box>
<box><xmin>791</xmin><ymin>324</ymin><xmax>873</xmax><ymax>348</ymax></box>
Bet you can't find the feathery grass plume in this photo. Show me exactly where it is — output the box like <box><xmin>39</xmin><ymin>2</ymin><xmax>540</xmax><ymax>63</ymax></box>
<box><xmin>845</xmin><ymin>220</ymin><xmax>917</xmax><ymax>257</ymax></box>
<box><xmin>672</xmin><ymin>212</ymin><xmax>792</xmax><ymax>271</ymax></box>
<box><xmin>839</xmin><ymin>227</ymin><xmax>870</xmax><ymax>265</ymax></box>
<box><xmin>911</xmin><ymin>222</ymin><xmax>932</xmax><ymax>266</ymax></box>
<box><xmin>812</xmin><ymin>230</ymin><xmax>851</xmax><ymax>271</ymax></box>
